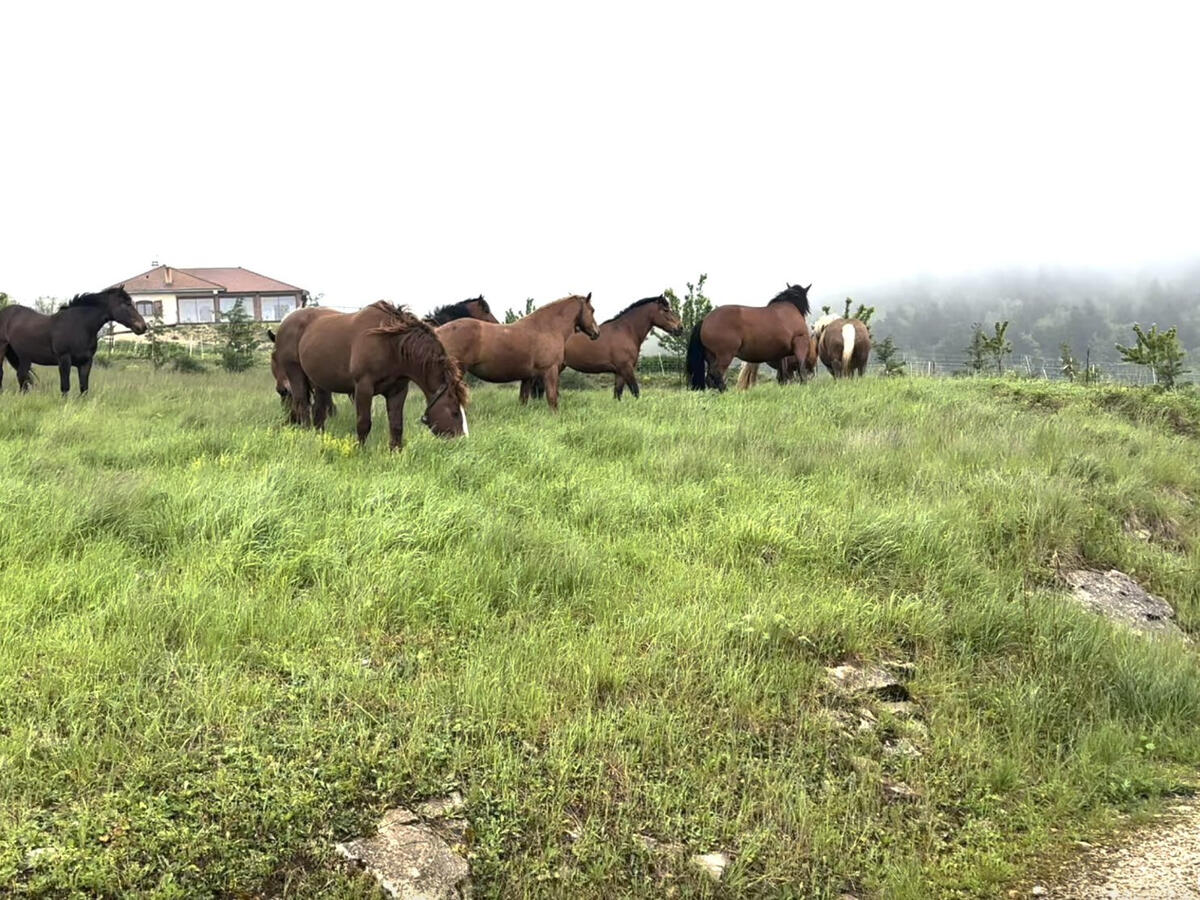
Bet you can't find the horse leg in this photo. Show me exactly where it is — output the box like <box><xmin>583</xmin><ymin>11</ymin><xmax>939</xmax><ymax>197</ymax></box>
<box><xmin>0</xmin><ymin>340</ymin><xmax>7</xmax><ymax>391</ymax></box>
<box><xmin>354</xmin><ymin>382</ymin><xmax>374</xmax><ymax>445</ymax></box>
<box><xmin>614</xmin><ymin>374</ymin><xmax>625</xmax><ymax>400</ymax></box>
<box><xmin>622</xmin><ymin>365</ymin><xmax>641</xmax><ymax>398</ymax></box>
<box><xmin>57</xmin><ymin>355</ymin><xmax>72</xmax><ymax>397</ymax></box>
<box><xmin>542</xmin><ymin>366</ymin><xmax>561</xmax><ymax>411</ymax></box>
<box><xmin>385</xmin><ymin>382</ymin><xmax>410</xmax><ymax>450</ymax></box>
<box><xmin>519</xmin><ymin>378</ymin><xmax>531</xmax><ymax>405</ymax></box>
<box><xmin>285</xmin><ymin>364</ymin><xmax>311</xmax><ymax>426</ymax></box>
<box><xmin>708</xmin><ymin>351</ymin><xmax>733</xmax><ymax>392</ymax></box>
<box><xmin>312</xmin><ymin>387</ymin><xmax>333</xmax><ymax>431</ymax></box>
<box><xmin>17</xmin><ymin>359</ymin><xmax>33</xmax><ymax>393</ymax></box>
<box><xmin>77</xmin><ymin>359</ymin><xmax>93</xmax><ymax>395</ymax></box>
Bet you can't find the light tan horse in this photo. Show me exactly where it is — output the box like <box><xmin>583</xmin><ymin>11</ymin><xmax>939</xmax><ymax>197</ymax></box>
<box><xmin>278</xmin><ymin>302</ymin><xmax>469</xmax><ymax>448</ymax></box>
<box><xmin>436</xmin><ymin>293</ymin><xmax>600</xmax><ymax>410</ymax></box>
<box><xmin>687</xmin><ymin>284</ymin><xmax>812</xmax><ymax>391</ymax></box>
<box><xmin>812</xmin><ymin>314</ymin><xmax>871</xmax><ymax>377</ymax></box>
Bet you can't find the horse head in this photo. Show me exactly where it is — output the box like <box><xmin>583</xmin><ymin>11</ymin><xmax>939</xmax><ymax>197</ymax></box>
<box><xmin>466</xmin><ymin>296</ymin><xmax>499</xmax><ymax>324</ymax></box>
<box><xmin>653</xmin><ymin>295</ymin><xmax>684</xmax><ymax>336</ymax></box>
<box><xmin>575</xmin><ymin>292</ymin><xmax>600</xmax><ymax>339</ymax></box>
<box><xmin>106</xmin><ymin>286</ymin><xmax>148</xmax><ymax>334</ymax></box>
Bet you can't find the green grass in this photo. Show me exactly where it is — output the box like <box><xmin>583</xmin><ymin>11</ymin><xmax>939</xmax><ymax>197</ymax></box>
<box><xmin>1</xmin><ymin>364</ymin><xmax>1199</xmax><ymax>898</ymax></box>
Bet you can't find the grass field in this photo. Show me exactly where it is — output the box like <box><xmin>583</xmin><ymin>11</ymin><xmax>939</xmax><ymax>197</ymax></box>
<box><xmin>2</xmin><ymin>362</ymin><xmax>1200</xmax><ymax>898</ymax></box>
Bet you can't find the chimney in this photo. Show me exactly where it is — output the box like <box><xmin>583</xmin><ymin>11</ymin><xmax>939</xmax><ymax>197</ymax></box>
<box><xmin>164</xmin><ymin>266</ymin><xmax>173</xmax><ymax>286</ymax></box>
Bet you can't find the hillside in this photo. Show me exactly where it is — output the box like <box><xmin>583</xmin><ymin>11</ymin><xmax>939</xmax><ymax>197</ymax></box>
<box><xmin>1</xmin><ymin>369</ymin><xmax>1199</xmax><ymax>897</ymax></box>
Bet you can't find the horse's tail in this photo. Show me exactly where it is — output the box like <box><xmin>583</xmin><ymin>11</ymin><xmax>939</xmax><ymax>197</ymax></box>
<box><xmin>737</xmin><ymin>362</ymin><xmax>759</xmax><ymax>390</ymax></box>
<box><xmin>842</xmin><ymin>323</ymin><xmax>856</xmax><ymax>372</ymax></box>
<box><xmin>686</xmin><ymin>323</ymin><xmax>707</xmax><ymax>390</ymax></box>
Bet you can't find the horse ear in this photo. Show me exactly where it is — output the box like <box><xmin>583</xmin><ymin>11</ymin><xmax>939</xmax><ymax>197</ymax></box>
<box><xmin>804</xmin><ymin>283</ymin><xmax>812</xmax><ymax>292</ymax></box>
<box><xmin>786</xmin><ymin>282</ymin><xmax>792</xmax><ymax>288</ymax></box>
<box><xmin>586</xmin><ymin>292</ymin><xmax>592</xmax><ymax>301</ymax></box>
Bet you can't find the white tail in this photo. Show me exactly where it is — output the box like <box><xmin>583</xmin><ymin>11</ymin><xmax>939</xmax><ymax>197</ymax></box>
<box><xmin>842</xmin><ymin>323</ymin><xmax>855</xmax><ymax>371</ymax></box>
<box><xmin>737</xmin><ymin>362</ymin><xmax>760</xmax><ymax>389</ymax></box>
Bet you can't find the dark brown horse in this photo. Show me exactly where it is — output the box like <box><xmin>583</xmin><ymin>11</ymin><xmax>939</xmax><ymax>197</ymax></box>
<box><xmin>437</xmin><ymin>294</ymin><xmax>600</xmax><ymax>410</ymax></box>
<box><xmin>426</xmin><ymin>296</ymin><xmax>499</xmax><ymax>326</ymax></box>
<box><xmin>268</xmin><ymin>307</ymin><xmax>341</xmax><ymax>416</ymax></box>
<box><xmin>812</xmin><ymin>314</ymin><xmax>871</xmax><ymax>377</ymax></box>
<box><xmin>0</xmin><ymin>286</ymin><xmax>147</xmax><ymax>395</ymax></box>
<box><xmin>280</xmin><ymin>302</ymin><xmax>468</xmax><ymax>448</ymax></box>
<box><xmin>526</xmin><ymin>295</ymin><xmax>682</xmax><ymax>399</ymax></box>
<box><xmin>687</xmin><ymin>284</ymin><xmax>812</xmax><ymax>391</ymax></box>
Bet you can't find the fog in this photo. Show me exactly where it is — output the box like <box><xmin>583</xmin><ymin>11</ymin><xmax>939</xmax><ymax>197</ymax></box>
<box><xmin>2</xmin><ymin>2</ymin><xmax>1198</xmax><ymax>322</ymax></box>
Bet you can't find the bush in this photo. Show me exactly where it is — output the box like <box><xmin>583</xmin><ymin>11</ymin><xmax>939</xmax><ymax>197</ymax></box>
<box><xmin>219</xmin><ymin>300</ymin><xmax>258</xmax><ymax>372</ymax></box>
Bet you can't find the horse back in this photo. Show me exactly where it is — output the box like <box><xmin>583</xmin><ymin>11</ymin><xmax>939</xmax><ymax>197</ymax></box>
<box><xmin>701</xmin><ymin>304</ymin><xmax>806</xmax><ymax>363</ymax></box>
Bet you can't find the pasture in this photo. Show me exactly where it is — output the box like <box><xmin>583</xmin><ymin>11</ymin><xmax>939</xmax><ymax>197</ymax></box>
<box><xmin>2</xmin><ymin>364</ymin><xmax>1200</xmax><ymax>897</ymax></box>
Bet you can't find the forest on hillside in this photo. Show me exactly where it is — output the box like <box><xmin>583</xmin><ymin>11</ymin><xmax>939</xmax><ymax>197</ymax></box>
<box><xmin>860</xmin><ymin>263</ymin><xmax>1200</xmax><ymax>371</ymax></box>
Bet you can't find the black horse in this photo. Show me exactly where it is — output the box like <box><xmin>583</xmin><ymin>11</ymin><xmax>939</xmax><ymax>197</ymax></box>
<box><xmin>0</xmin><ymin>286</ymin><xmax>148</xmax><ymax>395</ymax></box>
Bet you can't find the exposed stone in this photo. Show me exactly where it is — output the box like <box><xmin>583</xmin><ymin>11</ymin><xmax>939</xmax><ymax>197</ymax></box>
<box><xmin>1030</xmin><ymin>887</ymin><xmax>1047</xmax><ymax>897</ymax></box>
<box><xmin>417</xmin><ymin>792</ymin><xmax>465</xmax><ymax>820</ymax></box>
<box><xmin>636</xmin><ymin>833</ymin><xmax>684</xmax><ymax>855</ymax></box>
<box><xmin>336</xmin><ymin>806</ymin><xmax>471</xmax><ymax>900</ymax></box>
<box><xmin>25</xmin><ymin>846</ymin><xmax>59</xmax><ymax>867</ymax></box>
<box><xmin>883</xmin><ymin>738</ymin><xmax>923</xmax><ymax>759</ymax></box>
<box><xmin>882</xmin><ymin>780</ymin><xmax>921</xmax><ymax>803</ymax></box>
<box><xmin>825</xmin><ymin>662</ymin><xmax>911</xmax><ymax>701</ymax></box>
<box><xmin>691</xmin><ymin>851</ymin><xmax>731</xmax><ymax>881</ymax></box>
<box><xmin>1062</xmin><ymin>569</ymin><xmax>1188</xmax><ymax>640</ymax></box>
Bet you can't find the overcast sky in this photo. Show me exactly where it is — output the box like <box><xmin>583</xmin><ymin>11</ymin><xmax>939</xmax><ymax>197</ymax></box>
<box><xmin>3</xmin><ymin>1</ymin><xmax>1198</xmax><ymax>317</ymax></box>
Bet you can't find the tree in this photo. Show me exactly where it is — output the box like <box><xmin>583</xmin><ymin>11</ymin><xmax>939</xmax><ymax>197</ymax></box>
<box><xmin>967</xmin><ymin>325</ymin><xmax>988</xmax><ymax>374</ymax></box>
<box><xmin>145</xmin><ymin>309</ymin><xmax>173</xmax><ymax>369</ymax></box>
<box><xmin>218</xmin><ymin>299</ymin><xmax>258</xmax><ymax>372</ymax></box>
<box><xmin>1116</xmin><ymin>323</ymin><xmax>1189</xmax><ymax>389</ymax></box>
<box><xmin>874</xmin><ymin>336</ymin><xmax>906</xmax><ymax>376</ymax></box>
<box><xmin>34</xmin><ymin>296</ymin><xmax>60</xmax><ymax>314</ymax></box>
<box><xmin>660</xmin><ymin>274</ymin><xmax>712</xmax><ymax>358</ymax></box>
<box><xmin>1059</xmin><ymin>342</ymin><xmax>1079</xmax><ymax>382</ymax></box>
<box><xmin>982</xmin><ymin>321</ymin><xmax>1012</xmax><ymax>374</ymax></box>
<box><xmin>0</xmin><ymin>292</ymin><xmax>9</xmax><ymax>309</ymax></box>
<box><xmin>504</xmin><ymin>297</ymin><xmax>537</xmax><ymax>324</ymax></box>
<box><xmin>842</xmin><ymin>297</ymin><xmax>875</xmax><ymax>327</ymax></box>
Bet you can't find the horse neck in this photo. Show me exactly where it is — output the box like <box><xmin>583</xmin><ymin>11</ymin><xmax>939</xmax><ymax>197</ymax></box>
<box><xmin>531</xmin><ymin>300</ymin><xmax>582</xmax><ymax>338</ymax></box>
<box><xmin>59</xmin><ymin>303</ymin><xmax>112</xmax><ymax>334</ymax></box>
<box><xmin>619</xmin><ymin>305</ymin><xmax>658</xmax><ymax>344</ymax></box>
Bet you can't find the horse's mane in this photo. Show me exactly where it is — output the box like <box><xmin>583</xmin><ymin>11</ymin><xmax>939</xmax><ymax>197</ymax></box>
<box><xmin>767</xmin><ymin>284</ymin><xmax>811</xmax><ymax>315</ymax></box>
<box><xmin>601</xmin><ymin>295</ymin><xmax>666</xmax><ymax>325</ymax></box>
<box><xmin>366</xmin><ymin>302</ymin><xmax>469</xmax><ymax>407</ymax></box>
<box><xmin>810</xmin><ymin>313</ymin><xmax>839</xmax><ymax>337</ymax></box>
<box><xmin>62</xmin><ymin>286</ymin><xmax>127</xmax><ymax>311</ymax></box>
<box><xmin>427</xmin><ymin>296</ymin><xmax>489</xmax><ymax>325</ymax></box>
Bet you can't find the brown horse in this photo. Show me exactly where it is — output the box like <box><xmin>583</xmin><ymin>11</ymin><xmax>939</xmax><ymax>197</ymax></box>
<box><xmin>436</xmin><ymin>293</ymin><xmax>599</xmax><ymax>410</ymax></box>
<box><xmin>687</xmin><ymin>284</ymin><xmax>812</xmax><ymax>391</ymax></box>
<box><xmin>812</xmin><ymin>314</ymin><xmax>871</xmax><ymax>377</ymax></box>
<box><xmin>268</xmin><ymin>307</ymin><xmax>341</xmax><ymax>417</ymax></box>
<box><xmin>426</xmin><ymin>296</ymin><xmax>499</xmax><ymax>327</ymax></box>
<box><xmin>0</xmin><ymin>286</ymin><xmax>147</xmax><ymax>395</ymax></box>
<box><xmin>276</xmin><ymin>302</ymin><xmax>468</xmax><ymax>448</ymax></box>
<box><xmin>525</xmin><ymin>295</ymin><xmax>683</xmax><ymax>399</ymax></box>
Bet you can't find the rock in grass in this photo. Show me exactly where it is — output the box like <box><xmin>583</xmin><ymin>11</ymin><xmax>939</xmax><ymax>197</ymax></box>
<box><xmin>417</xmin><ymin>792</ymin><xmax>465</xmax><ymax>820</ymax></box>
<box><xmin>1062</xmin><ymin>569</ymin><xmax>1188</xmax><ymax>641</ymax></box>
<box><xmin>335</xmin><ymin>806</ymin><xmax>471</xmax><ymax>900</ymax></box>
<box><xmin>825</xmin><ymin>662</ymin><xmax>911</xmax><ymax>701</ymax></box>
<box><xmin>882</xmin><ymin>780</ymin><xmax>921</xmax><ymax>803</ymax></box>
<box><xmin>691</xmin><ymin>851</ymin><xmax>731</xmax><ymax>881</ymax></box>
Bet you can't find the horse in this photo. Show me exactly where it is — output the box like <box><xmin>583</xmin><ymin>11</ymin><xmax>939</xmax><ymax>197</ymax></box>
<box><xmin>812</xmin><ymin>314</ymin><xmax>871</xmax><ymax>377</ymax></box>
<box><xmin>524</xmin><ymin>295</ymin><xmax>683</xmax><ymax>399</ymax></box>
<box><xmin>426</xmin><ymin>296</ymin><xmax>499</xmax><ymax>326</ymax></box>
<box><xmin>436</xmin><ymin>293</ymin><xmax>600</xmax><ymax>410</ymax></box>
<box><xmin>283</xmin><ymin>302</ymin><xmax>468</xmax><ymax>448</ymax></box>
<box><xmin>267</xmin><ymin>307</ymin><xmax>341</xmax><ymax>418</ymax></box>
<box><xmin>686</xmin><ymin>284</ymin><xmax>812</xmax><ymax>391</ymax></box>
<box><xmin>0</xmin><ymin>286</ymin><xmax>147</xmax><ymax>395</ymax></box>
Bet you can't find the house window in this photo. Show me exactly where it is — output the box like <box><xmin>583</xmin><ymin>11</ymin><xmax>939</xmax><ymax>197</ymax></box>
<box><xmin>178</xmin><ymin>298</ymin><xmax>215</xmax><ymax>323</ymax></box>
<box><xmin>261</xmin><ymin>295</ymin><xmax>297</xmax><ymax>321</ymax></box>
<box><xmin>218</xmin><ymin>296</ymin><xmax>254</xmax><ymax>319</ymax></box>
<box><xmin>135</xmin><ymin>301</ymin><xmax>156</xmax><ymax>318</ymax></box>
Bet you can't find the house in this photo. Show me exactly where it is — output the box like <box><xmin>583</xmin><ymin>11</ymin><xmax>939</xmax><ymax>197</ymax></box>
<box><xmin>111</xmin><ymin>264</ymin><xmax>309</xmax><ymax>329</ymax></box>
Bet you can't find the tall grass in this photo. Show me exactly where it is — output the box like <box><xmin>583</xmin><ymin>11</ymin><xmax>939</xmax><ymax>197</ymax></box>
<box><xmin>1</xmin><ymin>365</ymin><xmax>1198</xmax><ymax>897</ymax></box>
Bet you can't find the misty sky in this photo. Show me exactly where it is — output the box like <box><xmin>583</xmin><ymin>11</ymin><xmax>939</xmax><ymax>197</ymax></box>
<box><xmin>3</xmin><ymin>2</ymin><xmax>1198</xmax><ymax>317</ymax></box>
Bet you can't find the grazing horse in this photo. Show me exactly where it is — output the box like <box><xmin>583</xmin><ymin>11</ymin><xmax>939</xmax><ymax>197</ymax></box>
<box><xmin>812</xmin><ymin>314</ymin><xmax>871</xmax><ymax>377</ymax></box>
<box><xmin>686</xmin><ymin>284</ymin><xmax>812</xmax><ymax>391</ymax></box>
<box><xmin>268</xmin><ymin>307</ymin><xmax>341</xmax><ymax>418</ymax></box>
<box><xmin>426</xmin><ymin>296</ymin><xmax>499</xmax><ymax>326</ymax></box>
<box><xmin>0</xmin><ymin>286</ymin><xmax>147</xmax><ymax>395</ymax></box>
<box><xmin>436</xmin><ymin>293</ymin><xmax>600</xmax><ymax>411</ymax></box>
<box><xmin>284</xmin><ymin>302</ymin><xmax>468</xmax><ymax>448</ymax></box>
<box><xmin>525</xmin><ymin>295</ymin><xmax>683</xmax><ymax>399</ymax></box>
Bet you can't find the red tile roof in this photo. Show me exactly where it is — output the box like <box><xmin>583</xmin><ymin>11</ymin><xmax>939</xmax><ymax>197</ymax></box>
<box><xmin>115</xmin><ymin>265</ymin><xmax>306</xmax><ymax>296</ymax></box>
